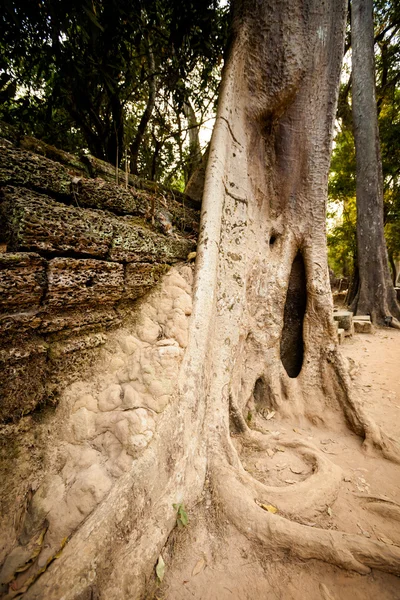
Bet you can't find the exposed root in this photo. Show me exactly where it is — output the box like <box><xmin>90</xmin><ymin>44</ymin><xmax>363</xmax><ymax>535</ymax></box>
<box><xmin>328</xmin><ymin>348</ymin><xmax>400</xmax><ymax>464</ymax></box>
<box><xmin>212</xmin><ymin>458</ymin><xmax>400</xmax><ymax>576</ymax></box>
<box><xmin>356</xmin><ymin>495</ymin><xmax>400</xmax><ymax>522</ymax></box>
<box><xmin>389</xmin><ymin>317</ymin><xmax>400</xmax><ymax>330</ymax></box>
<box><xmin>319</xmin><ymin>583</ymin><xmax>337</xmax><ymax>600</ymax></box>
<box><xmin>231</xmin><ymin>429</ymin><xmax>342</xmax><ymax>519</ymax></box>
<box><xmin>229</xmin><ymin>395</ymin><xmax>249</xmax><ymax>434</ymax></box>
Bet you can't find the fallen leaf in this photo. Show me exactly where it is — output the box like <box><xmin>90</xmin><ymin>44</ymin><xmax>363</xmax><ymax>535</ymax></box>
<box><xmin>379</xmin><ymin>535</ymin><xmax>394</xmax><ymax>545</ymax></box>
<box><xmin>290</xmin><ymin>467</ymin><xmax>304</xmax><ymax>475</ymax></box>
<box><xmin>260</xmin><ymin>503</ymin><xmax>278</xmax><ymax>514</ymax></box>
<box><xmin>327</xmin><ymin>507</ymin><xmax>333</xmax><ymax>517</ymax></box>
<box><xmin>192</xmin><ymin>558</ymin><xmax>206</xmax><ymax>576</ymax></box>
<box><xmin>266</xmin><ymin>448</ymin><xmax>275</xmax><ymax>458</ymax></box>
<box><xmin>319</xmin><ymin>583</ymin><xmax>336</xmax><ymax>600</ymax></box>
<box><xmin>362</xmin><ymin>530</ymin><xmax>371</xmax><ymax>538</ymax></box>
<box><xmin>284</xmin><ymin>479</ymin><xmax>296</xmax><ymax>484</ymax></box>
<box><xmin>276</xmin><ymin>446</ymin><xmax>285</xmax><ymax>452</ymax></box>
<box><xmin>156</xmin><ymin>555</ymin><xmax>165</xmax><ymax>582</ymax></box>
<box><xmin>266</xmin><ymin>411</ymin><xmax>276</xmax><ymax>420</ymax></box>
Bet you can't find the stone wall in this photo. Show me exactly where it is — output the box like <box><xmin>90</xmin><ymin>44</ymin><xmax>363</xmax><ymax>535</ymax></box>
<box><xmin>0</xmin><ymin>125</ymin><xmax>199</xmax><ymax>422</ymax></box>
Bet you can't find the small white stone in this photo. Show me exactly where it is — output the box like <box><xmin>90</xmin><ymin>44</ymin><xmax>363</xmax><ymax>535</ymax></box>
<box><xmin>122</xmin><ymin>384</ymin><xmax>144</xmax><ymax>409</ymax></box>
<box><xmin>109</xmin><ymin>356</ymin><xmax>125</xmax><ymax>373</ymax></box>
<box><xmin>148</xmin><ymin>379</ymin><xmax>173</xmax><ymax>398</ymax></box>
<box><xmin>156</xmin><ymin>338</ymin><xmax>179</xmax><ymax>347</ymax></box>
<box><xmin>98</xmin><ymin>384</ymin><xmax>123</xmax><ymax>411</ymax></box>
<box><xmin>108</xmin><ymin>450</ymin><xmax>133</xmax><ymax>477</ymax></box>
<box><xmin>118</xmin><ymin>335</ymin><xmax>141</xmax><ymax>355</ymax></box>
<box><xmin>143</xmin><ymin>394</ymin><xmax>170</xmax><ymax>413</ymax></box>
<box><xmin>73</xmin><ymin>394</ymin><xmax>98</xmax><ymax>413</ymax></box>
<box><xmin>67</xmin><ymin>464</ymin><xmax>112</xmax><ymax>516</ymax></box>
<box><xmin>130</xmin><ymin>433</ymin><xmax>152</xmax><ymax>450</ymax></box>
<box><xmin>136</xmin><ymin>316</ymin><xmax>161</xmax><ymax>344</ymax></box>
<box><xmin>71</xmin><ymin>408</ymin><xmax>97</xmax><ymax>441</ymax></box>
<box><xmin>127</xmin><ymin>358</ymin><xmax>141</xmax><ymax>381</ymax></box>
<box><xmin>113</xmin><ymin>418</ymin><xmax>130</xmax><ymax>446</ymax></box>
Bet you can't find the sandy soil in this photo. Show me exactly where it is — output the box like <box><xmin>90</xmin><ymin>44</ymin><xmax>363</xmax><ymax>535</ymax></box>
<box><xmin>155</xmin><ymin>328</ymin><xmax>400</xmax><ymax>600</ymax></box>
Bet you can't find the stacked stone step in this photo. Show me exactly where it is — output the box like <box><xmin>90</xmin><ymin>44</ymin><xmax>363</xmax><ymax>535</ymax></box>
<box><xmin>333</xmin><ymin>320</ymin><xmax>345</xmax><ymax>344</ymax></box>
<box><xmin>333</xmin><ymin>310</ymin><xmax>354</xmax><ymax>340</ymax></box>
<box><xmin>353</xmin><ymin>315</ymin><xmax>373</xmax><ymax>333</ymax></box>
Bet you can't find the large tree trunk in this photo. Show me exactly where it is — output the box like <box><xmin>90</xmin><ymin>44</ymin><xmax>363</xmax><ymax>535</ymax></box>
<box><xmin>2</xmin><ymin>1</ymin><xmax>400</xmax><ymax>599</ymax></box>
<box><xmin>350</xmin><ymin>0</ymin><xmax>400</xmax><ymax>326</ymax></box>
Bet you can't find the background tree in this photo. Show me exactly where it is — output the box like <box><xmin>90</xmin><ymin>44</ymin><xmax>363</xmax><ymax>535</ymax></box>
<box><xmin>351</xmin><ymin>0</ymin><xmax>400</xmax><ymax>324</ymax></box>
<box><xmin>328</xmin><ymin>0</ymin><xmax>400</xmax><ymax>299</ymax></box>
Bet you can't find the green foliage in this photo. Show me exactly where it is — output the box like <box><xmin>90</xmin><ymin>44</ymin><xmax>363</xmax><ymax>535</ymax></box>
<box><xmin>328</xmin><ymin>0</ymin><xmax>400</xmax><ymax>279</ymax></box>
<box><xmin>0</xmin><ymin>0</ymin><xmax>229</xmax><ymax>185</ymax></box>
<box><xmin>155</xmin><ymin>555</ymin><xmax>165</xmax><ymax>582</ymax></box>
<box><xmin>172</xmin><ymin>502</ymin><xmax>188</xmax><ymax>528</ymax></box>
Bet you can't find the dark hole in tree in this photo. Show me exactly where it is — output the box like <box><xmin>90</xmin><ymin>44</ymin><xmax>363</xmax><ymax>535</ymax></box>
<box><xmin>253</xmin><ymin>377</ymin><xmax>273</xmax><ymax>413</ymax></box>
<box><xmin>269</xmin><ymin>235</ymin><xmax>277</xmax><ymax>247</ymax></box>
<box><xmin>280</xmin><ymin>251</ymin><xmax>307</xmax><ymax>378</ymax></box>
<box><xmin>85</xmin><ymin>276</ymin><xmax>96</xmax><ymax>288</ymax></box>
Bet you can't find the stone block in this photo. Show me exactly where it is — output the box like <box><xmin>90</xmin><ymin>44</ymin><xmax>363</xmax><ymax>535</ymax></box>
<box><xmin>0</xmin><ymin>342</ymin><xmax>48</xmax><ymax>422</ymax></box>
<box><xmin>38</xmin><ymin>306</ymin><xmax>120</xmax><ymax>335</ymax></box>
<box><xmin>0</xmin><ymin>187</ymin><xmax>113</xmax><ymax>257</ymax></box>
<box><xmin>46</xmin><ymin>258</ymin><xmax>124</xmax><ymax>307</ymax></box>
<box><xmin>337</xmin><ymin>328</ymin><xmax>345</xmax><ymax>344</ymax></box>
<box><xmin>72</xmin><ymin>177</ymin><xmax>140</xmax><ymax>215</ymax></box>
<box><xmin>48</xmin><ymin>333</ymin><xmax>107</xmax><ymax>360</ymax></box>
<box><xmin>124</xmin><ymin>262</ymin><xmax>169</xmax><ymax>299</ymax></box>
<box><xmin>109</xmin><ymin>219</ymin><xmax>194</xmax><ymax>263</ymax></box>
<box><xmin>0</xmin><ymin>144</ymin><xmax>72</xmax><ymax>197</ymax></box>
<box><xmin>353</xmin><ymin>319</ymin><xmax>373</xmax><ymax>334</ymax></box>
<box><xmin>0</xmin><ymin>252</ymin><xmax>46</xmax><ymax>312</ymax></box>
<box><xmin>344</xmin><ymin>322</ymin><xmax>354</xmax><ymax>337</ymax></box>
<box><xmin>333</xmin><ymin>310</ymin><xmax>353</xmax><ymax>331</ymax></box>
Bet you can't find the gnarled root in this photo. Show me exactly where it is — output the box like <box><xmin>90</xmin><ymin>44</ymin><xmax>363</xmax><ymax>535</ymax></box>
<box><xmin>232</xmin><ymin>427</ymin><xmax>343</xmax><ymax>520</ymax></box>
<box><xmin>211</xmin><ymin>457</ymin><xmax>400</xmax><ymax>576</ymax></box>
<box><xmin>356</xmin><ymin>495</ymin><xmax>400</xmax><ymax>522</ymax></box>
<box><xmin>327</xmin><ymin>348</ymin><xmax>400</xmax><ymax>464</ymax></box>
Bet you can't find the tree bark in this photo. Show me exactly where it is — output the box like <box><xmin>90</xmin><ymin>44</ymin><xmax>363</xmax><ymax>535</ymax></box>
<box><xmin>130</xmin><ymin>44</ymin><xmax>157</xmax><ymax>176</ymax></box>
<box><xmin>350</xmin><ymin>0</ymin><xmax>400</xmax><ymax>325</ymax></box>
<box><xmin>2</xmin><ymin>2</ymin><xmax>400</xmax><ymax>599</ymax></box>
<box><xmin>182</xmin><ymin>101</ymin><xmax>202</xmax><ymax>184</ymax></box>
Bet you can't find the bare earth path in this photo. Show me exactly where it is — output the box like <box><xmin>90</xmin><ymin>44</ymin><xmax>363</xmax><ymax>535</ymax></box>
<box><xmin>155</xmin><ymin>329</ymin><xmax>400</xmax><ymax>600</ymax></box>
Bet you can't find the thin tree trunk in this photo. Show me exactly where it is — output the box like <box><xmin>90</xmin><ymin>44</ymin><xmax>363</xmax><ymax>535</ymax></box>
<box><xmin>388</xmin><ymin>251</ymin><xmax>397</xmax><ymax>286</ymax></box>
<box><xmin>183</xmin><ymin>100</ymin><xmax>202</xmax><ymax>183</ymax></box>
<box><xmin>351</xmin><ymin>0</ymin><xmax>400</xmax><ymax>325</ymax></box>
<box><xmin>130</xmin><ymin>44</ymin><xmax>156</xmax><ymax>176</ymax></box>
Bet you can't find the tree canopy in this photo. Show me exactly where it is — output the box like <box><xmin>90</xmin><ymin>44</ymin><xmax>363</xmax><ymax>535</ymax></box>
<box><xmin>0</xmin><ymin>0</ymin><xmax>229</xmax><ymax>184</ymax></box>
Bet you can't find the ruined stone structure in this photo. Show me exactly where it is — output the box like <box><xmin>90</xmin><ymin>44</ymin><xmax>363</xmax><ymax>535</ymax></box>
<box><xmin>0</xmin><ymin>124</ymin><xmax>199</xmax><ymax>423</ymax></box>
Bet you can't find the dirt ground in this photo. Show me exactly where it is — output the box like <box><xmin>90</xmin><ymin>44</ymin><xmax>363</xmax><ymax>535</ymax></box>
<box><xmin>155</xmin><ymin>328</ymin><xmax>400</xmax><ymax>600</ymax></box>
